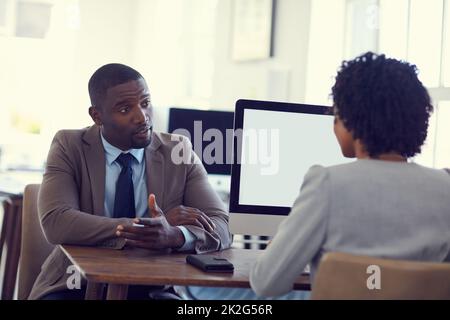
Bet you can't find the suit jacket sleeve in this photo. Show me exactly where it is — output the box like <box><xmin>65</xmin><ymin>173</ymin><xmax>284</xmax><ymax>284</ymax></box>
<box><xmin>250</xmin><ymin>165</ymin><xmax>329</xmax><ymax>297</ymax></box>
<box><xmin>180</xmin><ymin>137</ymin><xmax>232</xmax><ymax>253</ymax></box>
<box><xmin>38</xmin><ymin>131</ymin><xmax>131</xmax><ymax>249</ymax></box>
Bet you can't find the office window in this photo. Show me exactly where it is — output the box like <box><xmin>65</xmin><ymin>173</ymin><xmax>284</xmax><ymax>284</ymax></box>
<box><xmin>415</xmin><ymin>101</ymin><xmax>450</xmax><ymax>169</ymax></box>
<box><xmin>408</xmin><ymin>0</ymin><xmax>443</xmax><ymax>87</ymax></box>
<box><xmin>413</xmin><ymin>107</ymin><xmax>438</xmax><ymax>168</ymax></box>
<box><xmin>0</xmin><ymin>0</ymin><xmax>14</xmax><ymax>36</ymax></box>
<box><xmin>0</xmin><ymin>0</ymin><xmax>7</xmax><ymax>27</ymax></box>
<box><xmin>434</xmin><ymin>101</ymin><xmax>450</xmax><ymax>168</ymax></box>
<box><xmin>306</xmin><ymin>0</ymin><xmax>450</xmax><ymax>168</ymax></box>
<box><xmin>378</xmin><ymin>0</ymin><xmax>409</xmax><ymax>60</ymax></box>
<box><xmin>443</xmin><ymin>1</ymin><xmax>450</xmax><ymax>87</ymax></box>
<box><xmin>0</xmin><ymin>0</ymin><xmax>83</xmax><ymax>170</ymax></box>
<box><xmin>181</xmin><ymin>0</ymin><xmax>218</xmax><ymax>106</ymax></box>
<box><xmin>344</xmin><ymin>0</ymin><xmax>378</xmax><ymax>59</ymax></box>
<box><xmin>133</xmin><ymin>0</ymin><xmax>218</xmax><ymax>109</ymax></box>
<box><xmin>305</xmin><ymin>0</ymin><xmax>346</xmax><ymax>105</ymax></box>
<box><xmin>15</xmin><ymin>1</ymin><xmax>53</xmax><ymax>39</ymax></box>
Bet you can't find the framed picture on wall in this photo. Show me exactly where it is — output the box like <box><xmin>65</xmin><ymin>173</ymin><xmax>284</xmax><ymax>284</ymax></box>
<box><xmin>231</xmin><ymin>0</ymin><xmax>276</xmax><ymax>62</ymax></box>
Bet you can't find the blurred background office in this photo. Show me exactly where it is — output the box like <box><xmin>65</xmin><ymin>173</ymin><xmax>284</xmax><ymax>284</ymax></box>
<box><xmin>1</xmin><ymin>0</ymin><xmax>450</xmax><ymax>300</ymax></box>
<box><xmin>0</xmin><ymin>0</ymin><xmax>449</xmax><ymax>186</ymax></box>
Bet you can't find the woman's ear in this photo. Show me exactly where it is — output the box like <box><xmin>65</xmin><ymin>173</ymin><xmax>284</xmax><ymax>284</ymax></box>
<box><xmin>88</xmin><ymin>106</ymin><xmax>102</xmax><ymax>126</ymax></box>
<box><xmin>334</xmin><ymin>116</ymin><xmax>356</xmax><ymax>158</ymax></box>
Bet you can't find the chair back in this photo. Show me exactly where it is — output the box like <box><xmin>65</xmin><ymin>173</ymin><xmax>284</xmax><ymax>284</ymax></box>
<box><xmin>311</xmin><ymin>252</ymin><xmax>450</xmax><ymax>299</ymax></box>
<box><xmin>17</xmin><ymin>184</ymin><xmax>54</xmax><ymax>300</ymax></box>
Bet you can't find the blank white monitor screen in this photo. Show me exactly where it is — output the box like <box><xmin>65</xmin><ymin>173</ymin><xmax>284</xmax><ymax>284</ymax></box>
<box><xmin>229</xmin><ymin>99</ymin><xmax>351</xmax><ymax>236</ymax></box>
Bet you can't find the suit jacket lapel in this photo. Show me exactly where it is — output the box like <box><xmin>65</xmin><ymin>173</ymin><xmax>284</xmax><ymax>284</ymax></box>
<box><xmin>82</xmin><ymin>125</ymin><xmax>106</xmax><ymax>216</ymax></box>
<box><xmin>145</xmin><ymin>133</ymin><xmax>165</xmax><ymax>209</ymax></box>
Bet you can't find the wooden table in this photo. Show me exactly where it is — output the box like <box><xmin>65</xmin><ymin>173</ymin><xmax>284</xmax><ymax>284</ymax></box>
<box><xmin>60</xmin><ymin>245</ymin><xmax>311</xmax><ymax>300</ymax></box>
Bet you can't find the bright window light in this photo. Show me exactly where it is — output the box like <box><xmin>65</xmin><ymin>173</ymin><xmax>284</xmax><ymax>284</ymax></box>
<box><xmin>379</xmin><ymin>0</ymin><xmax>409</xmax><ymax>60</ymax></box>
<box><xmin>408</xmin><ymin>0</ymin><xmax>444</xmax><ymax>87</ymax></box>
<box><xmin>435</xmin><ymin>101</ymin><xmax>450</xmax><ymax>168</ymax></box>
<box><xmin>305</xmin><ymin>0</ymin><xmax>346</xmax><ymax>105</ymax></box>
<box><xmin>442</xmin><ymin>1</ymin><xmax>450</xmax><ymax>86</ymax></box>
<box><xmin>413</xmin><ymin>107</ymin><xmax>437</xmax><ymax>168</ymax></box>
<box><xmin>344</xmin><ymin>0</ymin><xmax>378</xmax><ymax>59</ymax></box>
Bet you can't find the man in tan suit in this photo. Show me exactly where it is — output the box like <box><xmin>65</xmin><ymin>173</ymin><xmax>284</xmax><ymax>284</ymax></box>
<box><xmin>29</xmin><ymin>64</ymin><xmax>231</xmax><ymax>299</ymax></box>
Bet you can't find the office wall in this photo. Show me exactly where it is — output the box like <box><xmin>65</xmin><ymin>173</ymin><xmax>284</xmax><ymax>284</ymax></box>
<box><xmin>1</xmin><ymin>0</ymin><xmax>314</xmax><ymax>141</ymax></box>
<box><xmin>2</xmin><ymin>0</ymin><xmax>139</xmax><ymax>135</ymax></box>
<box><xmin>132</xmin><ymin>0</ymin><xmax>180</xmax><ymax>107</ymax></box>
<box><xmin>132</xmin><ymin>0</ymin><xmax>313</xmax><ymax>114</ymax></box>
<box><xmin>0</xmin><ymin>0</ymin><xmax>138</xmax><ymax>169</ymax></box>
<box><xmin>210</xmin><ymin>0</ymin><xmax>312</xmax><ymax>109</ymax></box>
<box><xmin>131</xmin><ymin>0</ymin><xmax>185</xmax><ymax>131</ymax></box>
<box><xmin>69</xmin><ymin>0</ymin><xmax>138</xmax><ymax>129</ymax></box>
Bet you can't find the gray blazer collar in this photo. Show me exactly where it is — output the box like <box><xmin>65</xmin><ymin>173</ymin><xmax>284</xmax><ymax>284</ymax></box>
<box><xmin>82</xmin><ymin>125</ymin><xmax>105</xmax><ymax>216</ymax></box>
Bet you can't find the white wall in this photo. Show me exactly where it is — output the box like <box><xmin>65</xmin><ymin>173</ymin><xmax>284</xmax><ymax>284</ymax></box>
<box><xmin>0</xmin><ymin>0</ymin><xmax>139</xmax><ymax>169</ymax></box>
<box><xmin>1</xmin><ymin>0</ymin><xmax>315</xmax><ymax>141</ymax></box>
<box><xmin>210</xmin><ymin>0</ymin><xmax>312</xmax><ymax>110</ymax></box>
<box><xmin>7</xmin><ymin>0</ymin><xmax>139</xmax><ymax>136</ymax></box>
<box><xmin>69</xmin><ymin>0</ymin><xmax>138</xmax><ymax>129</ymax></box>
<box><xmin>132</xmin><ymin>0</ymin><xmax>188</xmax><ymax>131</ymax></box>
<box><xmin>132</xmin><ymin>0</ymin><xmax>313</xmax><ymax>112</ymax></box>
<box><xmin>132</xmin><ymin>0</ymin><xmax>185</xmax><ymax>106</ymax></box>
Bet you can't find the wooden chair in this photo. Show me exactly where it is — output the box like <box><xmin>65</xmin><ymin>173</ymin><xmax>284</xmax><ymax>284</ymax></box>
<box><xmin>17</xmin><ymin>184</ymin><xmax>53</xmax><ymax>300</ymax></box>
<box><xmin>311</xmin><ymin>252</ymin><xmax>450</xmax><ymax>299</ymax></box>
<box><xmin>0</xmin><ymin>194</ymin><xmax>23</xmax><ymax>300</ymax></box>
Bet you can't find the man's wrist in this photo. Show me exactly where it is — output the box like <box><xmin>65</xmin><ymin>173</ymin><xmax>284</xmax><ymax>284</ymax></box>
<box><xmin>171</xmin><ymin>226</ymin><xmax>185</xmax><ymax>249</ymax></box>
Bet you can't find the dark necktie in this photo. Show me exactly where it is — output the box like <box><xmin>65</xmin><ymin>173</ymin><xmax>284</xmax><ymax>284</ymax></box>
<box><xmin>113</xmin><ymin>153</ymin><xmax>136</xmax><ymax>218</ymax></box>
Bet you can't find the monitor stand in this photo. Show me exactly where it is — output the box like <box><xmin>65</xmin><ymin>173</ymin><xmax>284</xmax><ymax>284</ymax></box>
<box><xmin>229</xmin><ymin>214</ymin><xmax>285</xmax><ymax>249</ymax></box>
<box><xmin>229</xmin><ymin>213</ymin><xmax>285</xmax><ymax>237</ymax></box>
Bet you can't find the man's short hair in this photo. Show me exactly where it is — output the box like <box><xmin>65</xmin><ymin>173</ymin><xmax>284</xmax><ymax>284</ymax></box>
<box><xmin>332</xmin><ymin>52</ymin><xmax>433</xmax><ymax>158</ymax></box>
<box><xmin>88</xmin><ymin>63</ymin><xmax>143</xmax><ymax>108</ymax></box>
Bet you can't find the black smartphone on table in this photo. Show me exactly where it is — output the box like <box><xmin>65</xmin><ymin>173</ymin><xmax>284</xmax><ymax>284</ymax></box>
<box><xmin>186</xmin><ymin>255</ymin><xmax>234</xmax><ymax>273</ymax></box>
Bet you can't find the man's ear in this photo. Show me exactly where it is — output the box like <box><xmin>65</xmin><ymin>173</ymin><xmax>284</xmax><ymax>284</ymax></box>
<box><xmin>88</xmin><ymin>106</ymin><xmax>102</xmax><ymax>126</ymax></box>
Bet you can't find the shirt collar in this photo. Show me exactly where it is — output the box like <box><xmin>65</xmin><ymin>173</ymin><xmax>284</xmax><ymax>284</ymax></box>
<box><xmin>100</xmin><ymin>133</ymin><xmax>145</xmax><ymax>165</ymax></box>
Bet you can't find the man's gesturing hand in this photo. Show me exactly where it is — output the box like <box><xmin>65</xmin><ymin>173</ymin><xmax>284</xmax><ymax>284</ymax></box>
<box><xmin>165</xmin><ymin>206</ymin><xmax>216</xmax><ymax>233</ymax></box>
<box><xmin>147</xmin><ymin>193</ymin><xmax>216</xmax><ymax>232</ymax></box>
<box><xmin>148</xmin><ymin>193</ymin><xmax>163</xmax><ymax>217</ymax></box>
<box><xmin>116</xmin><ymin>194</ymin><xmax>184</xmax><ymax>249</ymax></box>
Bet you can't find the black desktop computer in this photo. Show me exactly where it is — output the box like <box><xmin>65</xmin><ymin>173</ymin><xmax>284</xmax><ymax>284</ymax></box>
<box><xmin>168</xmin><ymin>107</ymin><xmax>234</xmax><ymax>200</ymax></box>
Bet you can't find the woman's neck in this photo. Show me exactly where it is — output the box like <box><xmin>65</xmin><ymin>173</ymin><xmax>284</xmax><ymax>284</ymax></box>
<box><xmin>354</xmin><ymin>141</ymin><xmax>407</xmax><ymax>162</ymax></box>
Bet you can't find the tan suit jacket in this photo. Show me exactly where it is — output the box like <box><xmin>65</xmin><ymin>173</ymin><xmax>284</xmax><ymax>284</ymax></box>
<box><xmin>29</xmin><ymin>125</ymin><xmax>231</xmax><ymax>299</ymax></box>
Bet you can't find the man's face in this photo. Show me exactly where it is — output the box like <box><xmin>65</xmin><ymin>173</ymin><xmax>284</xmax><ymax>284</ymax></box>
<box><xmin>89</xmin><ymin>78</ymin><xmax>153</xmax><ymax>150</ymax></box>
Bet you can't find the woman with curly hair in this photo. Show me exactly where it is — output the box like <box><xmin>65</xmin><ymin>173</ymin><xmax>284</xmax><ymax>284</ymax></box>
<box><xmin>250</xmin><ymin>52</ymin><xmax>450</xmax><ymax>298</ymax></box>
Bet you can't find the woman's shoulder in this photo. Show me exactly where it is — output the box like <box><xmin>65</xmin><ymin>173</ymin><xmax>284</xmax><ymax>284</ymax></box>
<box><xmin>320</xmin><ymin>159</ymin><xmax>450</xmax><ymax>186</ymax></box>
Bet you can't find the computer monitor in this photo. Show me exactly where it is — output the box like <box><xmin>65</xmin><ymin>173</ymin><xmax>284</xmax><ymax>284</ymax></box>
<box><xmin>229</xmin><ymin>99</ymin><xmax>351</xmax><ymax>236</ymax></box>
<box><xmin>168</xmin><ymin>107</ymin><xmax>234</xmax><ymax>193</ymax></box>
